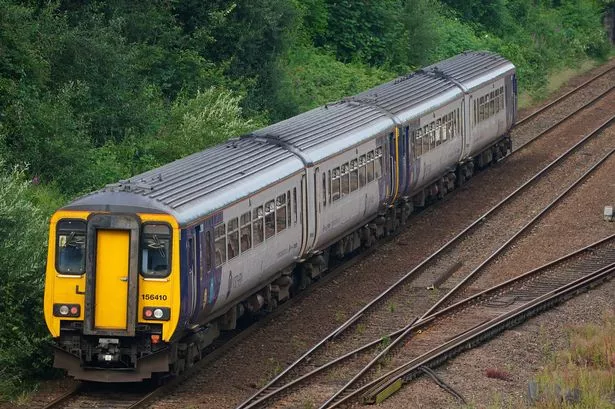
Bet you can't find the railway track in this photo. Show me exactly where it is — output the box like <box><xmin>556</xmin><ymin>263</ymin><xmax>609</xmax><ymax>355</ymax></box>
<box><xmin>360</xmin><ymin>236</ymin><xmax>615</xmax><ymax>404</ymax></box>
<box><xmin>41</xmin><ymin>65</ymin><xmax>615</xmax><ymax>409</ymax></box>
<box><xmin>235</xmin><ymin>110</ymin><xmax>615</xmax><ymax>408</ymax></box>
<box><xmin>515</xmin><ymin>64</ymin><xmax>615</xmax><ymax>127</ymax></box>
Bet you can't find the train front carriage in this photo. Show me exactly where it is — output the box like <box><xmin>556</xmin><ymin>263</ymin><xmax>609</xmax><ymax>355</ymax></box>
<box><xmin>44</xmin><ymin>196</ymin><xmax>182</xmax><ymax>382</ymax></box>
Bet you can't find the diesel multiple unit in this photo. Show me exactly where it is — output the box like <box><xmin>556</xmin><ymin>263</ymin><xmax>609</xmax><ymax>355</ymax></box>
<box><xmin>44</xmin><ymin>51</ymin><xmax>517</xmax><ymax>382</ymax></box>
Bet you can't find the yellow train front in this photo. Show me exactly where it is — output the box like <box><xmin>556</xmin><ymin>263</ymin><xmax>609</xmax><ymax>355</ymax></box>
<box><xmin>44</xmin><ymin>195</ymin><xmax>182</xmax><ymax>382</ymax></box>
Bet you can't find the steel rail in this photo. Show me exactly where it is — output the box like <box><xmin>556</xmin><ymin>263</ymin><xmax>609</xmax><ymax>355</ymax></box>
<box><xmin>323</xmin><ymin>146</ymin><xmax>615</xmax><ymax>408</ymax></box>
<box><xmin>236</xmin><ymin>232</ymin><xmax>615</xmax><ymax>408</ymax></box>
<box><xmin>511</xmin><ymin>85</ymin><xmax>614</xmax><ymax>153</ymax></box>
<box><xmin>516</xmin><ymin>66</ymin><xmax>615</xmax><ymax>126</ymax></box>
<box><xmin>236</xmin><ymin>100</ymin><xmax>615</xmax><ymax>409</ymax></box>
<box><xmin>320</xmin><ymin>135</ymin><xmax>615</xmax><ymax>408</ymax></box>
<box><xmin>41</xmin><ymin>385</ymin><xmax>82</xmax><ymax>409</ymax></box>
<box><xmin>362</xmin><ymin>261</ymin><xmax>615</xmax><ymax>403</ymax></box>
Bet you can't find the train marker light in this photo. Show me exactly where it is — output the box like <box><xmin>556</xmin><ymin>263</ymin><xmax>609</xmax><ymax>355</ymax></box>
<box><xmin>151</xmin><ymin>334</ymin><xmax>161</xmax><ymax>344</ymax></box>
<box><xmin>53</xmin><ymin>303</ymin><xmax>80</xmax><ymax>317</ymax></box>
<box><xmin>142</xmin><ymin>307</ymin><xmax>170</xmax><ymax>321</ymax></box>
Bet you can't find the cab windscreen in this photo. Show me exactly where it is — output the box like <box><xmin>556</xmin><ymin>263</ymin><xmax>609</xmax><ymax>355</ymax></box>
<box><xmin>56</xmin><ymin>220</ymin><xmax>86</xmax><ymax>274</ymax></box>
<box><xmin>141</xmin><ymin>224</ymin><xmax>171</xmax><ymax>278</ymax></box>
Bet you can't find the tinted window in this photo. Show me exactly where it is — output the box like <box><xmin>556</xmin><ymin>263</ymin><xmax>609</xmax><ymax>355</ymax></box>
<box><xmin>214</xmin><ymin>223</ymin><xmax>226</xmax><ymax>267</ymax></box>
<box><xmin>141</xmin><ymin>224</ymin><xmax>171</xmax><ymax>278</ymax></box>
<box><xmin>56</xmin><ymin>220</ymin><xmax>86</xmax><ymax>274</ymax></box>
<box><xmin>253</xmin><ymin>206</ymin><xmax>264</xmax><ymax>246</ymax></box>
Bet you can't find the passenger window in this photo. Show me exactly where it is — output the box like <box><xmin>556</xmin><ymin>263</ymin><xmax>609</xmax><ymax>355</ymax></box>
<box><xmin>227</xmin><ymin>218</ymin><xmax>239</xmax><ymax>261</ymax></box>
<box><xmin>327</xmin><ymin>171</ymin><xmax>332</xmax><ymax>202</ymax></box>
<box><xmin>253</xmin><ymin>206</ymin><xmax>264</xmax><ymax>246</ymax></box>
<box><xmin>341</xmin><ymin>163</ymin><xmax>350</xmax><ymax>195</ymax></box>
<box><xmin>214</xmin><ymin>223</ymin><xmax>226</xmax><ymax>267</ymax></box>
<box><xmin>293</xmin><ymin>188</ymin><xmax>297</xmax><ymax>223</ymax></box>
<box><xmin>350</xmin><ymin>160</ymin><xmax>359</xmax><ymax>192</ymax></box>
<box><xmin>240</xmin><ymin>212</ymin><xmax>251</xmax><ymax>253</ymax></box>
<box><xmin>500</xmin><ymin>86</ymin><xmax>505</xmax><ymax>109</ymax></box>
<box><xmin>56</xmin><ymin>220</ymin><xmax>86</xmax><ymax>274</ymax></box>
<box><xmin>276</xmin><ymin>194</ymin><xmax>286</xmax><ymax>232</ymax></box>
<box><xmin>366</xmin><ymin>152</ymin><xmax>374</xmax><ymax>182</ymax></box>
<box><xmin>374</xmin><ymin>147</ymin><xmax>383</xmax><ymax>179</ymax></box>
<box><xmin>331</xmin><ymin>167</ymin><xmax>341</xmax><ymax>201</ymax></box>
<box><xmin>287</xmin><ymin>191</ymin><xmax>291</xmax><ymax>226</ymax></box>
<box><xmin>490</xmin><ymin>92</ymin><xmax>495</xmax><ymax>116</ymax></box>
<box><xmin>414</xmin><ymin>130</ymin><xmax>422</xmax><ymax>157</ymax></box>
<box><xmin>359</xmin><ymin>155</ymin><xmax>367</xmax><ymax>187</ymax></box>
<box><xmin>205</xmin><ymin>230</ymin><xmax>212</xmax><ymax>271</ymax></box>
<box><xmin>479</xmin><ymin>97</ymin><xmax>485</xmax><ymax>121</ymax></box>
<box><xmin>322</xmin><ymin>173</ymin><xmax>327</xmax><ymax>207</ymax></box>
<box><xmin>265</xmin><ymin>200</ymin><xmax>275</xmax><ymax>239</ymax></box>
<box><xmin>457</xmin><ymin>109</ymin><xmax>461</xmax><ymax>134</ymax></box>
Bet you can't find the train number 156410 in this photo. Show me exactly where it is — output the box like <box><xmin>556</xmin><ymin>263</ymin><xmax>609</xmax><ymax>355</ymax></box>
<box><xmin>141</xmin><ymin>294</ymin><xmax>168</xmax><ymax>301</ymax></box>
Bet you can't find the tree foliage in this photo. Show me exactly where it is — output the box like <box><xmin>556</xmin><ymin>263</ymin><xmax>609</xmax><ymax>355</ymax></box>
<box><xmin>0</xmin><ymin>163</ymin><xmax>60</xmax><ymax>399</ymax></box>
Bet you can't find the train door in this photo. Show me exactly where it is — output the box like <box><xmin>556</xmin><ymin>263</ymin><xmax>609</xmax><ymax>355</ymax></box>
<box><xmin>400</xmin><ymin>126</ymin><xmax>410</xmax><ymax>196</ymax></box>
<box><xmin>200</xmin><ymin>215</ymin><xmax>221</xmax><ymax>315</ymax></box>
<box><xmin>186</xmin><ymin>234</ymin><xmax>197</xmax><ymax>322</ymax></box>
<box><xmin>388</xmin><ymin>130</ymin><xmax>399</xmax><ymax>203</ymax></box>
<box><xmin>461</xmin><ymin>95</ymin><xmax>472</xmax><ymax>159</ymax></box>
<box><xmin>298</xmin><ymin>174</ymin><xmax>309</xmax><ymax>256</ymax></box>
<box><xmin>312</xmin><ymin>167</ymin><xmax>320</xmax><ymax>247</ymax></box>
<box><xmin>84</xmin><ymin>214</ymin><xmax>140</xmax><ymax>337</ymax></box>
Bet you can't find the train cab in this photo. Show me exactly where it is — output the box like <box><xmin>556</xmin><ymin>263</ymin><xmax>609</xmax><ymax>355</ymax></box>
<box><xmin>44</xmin><ymin>205</ymin><xmax>181</xmax><ymax>382</ymax></box>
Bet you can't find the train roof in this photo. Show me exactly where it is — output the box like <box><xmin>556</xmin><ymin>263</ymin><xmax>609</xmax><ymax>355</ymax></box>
<box><xmin>63</xmin><ymin>138</ymin><xmax>305</xmax><ymax>225</ymax></box>
<box><xmin>62</xmin><ymin>51</ymin><xmax>514</xmax><ymax>226</ymax></box>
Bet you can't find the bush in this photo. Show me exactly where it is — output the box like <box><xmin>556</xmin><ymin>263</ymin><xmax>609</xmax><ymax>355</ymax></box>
<box><xmin>0</xmin><ymin>163</ymin><xmax>58</xmax><ymax>401</ymax></box>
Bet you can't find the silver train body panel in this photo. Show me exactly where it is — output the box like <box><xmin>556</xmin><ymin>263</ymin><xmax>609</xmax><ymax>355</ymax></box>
<box><xmin>62</xmin><ymin>51</ymin><xmax>517</xmax><ymax>333</ymax></box>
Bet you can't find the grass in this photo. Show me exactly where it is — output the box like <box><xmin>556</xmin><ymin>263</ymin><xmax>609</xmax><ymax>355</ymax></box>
<box><xmin>518</xmin><ymin>57</ymin><xmax>608</xmax><ymax>110</ymax></box>
<box><xmin>531</xmin><ymin>314</ymin><xmax>615</xmax><ymax>408</ymax></box>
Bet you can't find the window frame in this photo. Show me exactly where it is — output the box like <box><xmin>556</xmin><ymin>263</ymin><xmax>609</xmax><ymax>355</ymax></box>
<box><xmin>214</xmin><ymin>222</ymin><xmax>226</xmax><ymax>267</ymax></box>
<box><xmin>276</xmin><ymin>194</ymin><xmax>287</xmax><ymax>233</ymax></box>
<box><xmin>252</xmin><ymin>205</ymin><xmax>264</xmax><ymax>247</ymax></box>
<box><xmin>140</xmin><ymin>222</ymin><xmax>173</xmax><ymax>278</ymax></box>
<box><xmin>240</xmin><ymin>212</ymin><xmax>252</xmax><ymax>254</ymax></box>
<box><xmin>265</xmin><ymin>200</ymin><xmax>276</xmax><ymax>239</ymax></box>
<box><xmin>55</xmin><ymin>219</ymin><xmax>87</xmax><ymax>275</ymax></box>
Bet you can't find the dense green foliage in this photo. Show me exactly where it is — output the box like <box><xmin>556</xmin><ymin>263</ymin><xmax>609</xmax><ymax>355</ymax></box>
<box><xmin>0</xmin><ymin>164</ymin><xmax>63</xmax><ymax>398</ymax></box>
<box><xmin>0</xmin><ymin>0</ymin><xmax>612</xmax><ymax>400</ymax></box>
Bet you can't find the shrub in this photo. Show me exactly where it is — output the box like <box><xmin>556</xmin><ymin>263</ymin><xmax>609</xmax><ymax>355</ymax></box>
<box><xmin>0</xmin><ymin>163</ymin><xmax>58</xmax><ymax>400</ymax></box>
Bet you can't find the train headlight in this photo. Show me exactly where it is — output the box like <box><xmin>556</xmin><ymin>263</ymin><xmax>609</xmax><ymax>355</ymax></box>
<box><xmin>53</xmin><ymin>303</ymin><xmax>80</xmax><ymax>317</ymax></box>
<box><xmin>142</xmin><ymin>307</ymin><xmax>170</xmax><ymax>321</ymax></box>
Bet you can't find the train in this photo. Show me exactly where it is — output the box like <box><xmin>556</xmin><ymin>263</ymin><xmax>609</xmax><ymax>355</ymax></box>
<box><xmin>43</xmin><ymin>51</ymin><xmax>517</xmax><ymax>382</ymax></box>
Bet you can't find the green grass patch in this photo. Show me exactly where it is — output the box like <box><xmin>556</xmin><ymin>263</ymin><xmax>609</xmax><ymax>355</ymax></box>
<box><xmin>532</xmin><ymin>314</ymin><xmax>615</xmax><ymax>408</ymax></box>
